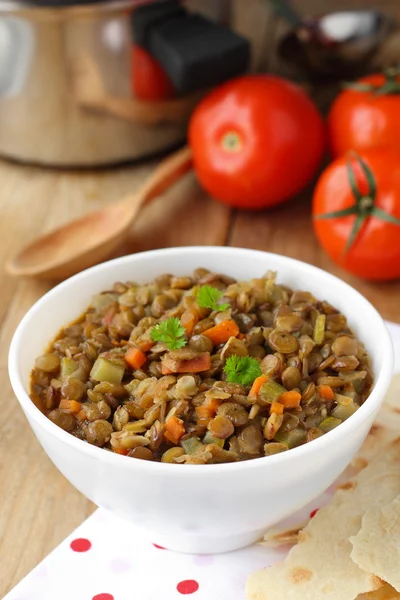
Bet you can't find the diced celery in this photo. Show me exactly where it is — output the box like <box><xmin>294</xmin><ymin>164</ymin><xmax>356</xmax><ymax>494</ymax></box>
<box><xmin>319</xmin><ymin>416</ymin><xmax>342</xmax><ymax>432</ymax></box>
<box><xmin>332</xmin><ymin>403</ymin><xmax>358</xmax><ymax>421</ymax></box>
<box><xmin>335</xmin><ymin>393</ymin><xmax>353</xmax><ymax>406</ymax></box>
<box><xmin>313</xmin><ymin>314</ymin><xmax>326</xmax><ymax>344</ymax></box>
<box><xmin>90</xmin><ymin>292</ymin><xmax>118</xmax><ymax>310</ymax></box>
<box><xmin>274</xmin><ymin>427</ymin><xmax>307</xmax><ymax>448</ymax></box>
<box><xmin>341</xmin><ymin>371</ymin><xmax>367</xmax><ymax>382</ymax></box>
<box><xmin>90</xmin><ymin>357</ymin><xmax>125</xmax><ymax>384</ymax></box>
<box><xmin>264</xmin><ymin>442</ymin><xmax>289</xmax><ymax>456</ymax></box>
<box><xmin>340</xmin><ymin>387</ymin><xmax>358</xmax><ymax>401</ymax></box>
<box><xmin>60</xmin><ymin>357</ymin><xmax>78</xmax><ymax>381</ymax></box>
<box><xmin>353</xmin><ymin>377</ymin><xmax>366</xmax><ymax>394</ymax></box>
<box><xmin>259</xmin><ymin>380</ymin><xmax>287</xmax><ymax>404</ymax></box>
<box><xmin>203</xmin><ymin>431</ymin><xmax>224</xmax><ymax>448</ymax></box>
<box><xmin>180</xmin><ymin>436</ymin><xmax>203</xmax><ymax>454</ymax></box>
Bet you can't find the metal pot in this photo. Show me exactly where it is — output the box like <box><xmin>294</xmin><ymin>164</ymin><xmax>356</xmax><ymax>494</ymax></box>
<box><xmin>0</xmin><ymin>0</ymin><xmax>244</xmax><ymax>166</ymax></box>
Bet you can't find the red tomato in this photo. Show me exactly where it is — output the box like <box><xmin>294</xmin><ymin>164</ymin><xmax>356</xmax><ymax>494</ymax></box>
<box><xmin>188</xmin><ymin>75</ymin><xmax>325</xmax><ymax>210</ymax></box>
<box><xmin>328</xmin><ymin>72</ymin><xmax>400</xmax><ymax>157</ymax></box>
<box><xmin>313</xmin><ymin>149</ymin><xmax>400</xmax><ymax>281</ymax></box>
<box><xmin>132</xmin><ymin>45</ymin><xmax>175</xmax><ymax>101</ymax></box>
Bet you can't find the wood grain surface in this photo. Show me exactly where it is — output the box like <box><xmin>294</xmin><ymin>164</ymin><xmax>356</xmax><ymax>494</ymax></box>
<box><xmin>2</xmin><ymin>0</ymin><xmax>400</xmax><ymax>591</ymax></box>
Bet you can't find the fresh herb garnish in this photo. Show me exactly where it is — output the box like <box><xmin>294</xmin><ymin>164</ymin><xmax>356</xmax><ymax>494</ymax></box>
<box><xmin>223</xmin><ymin>355</ymin><xmax>262</xmax><ymax>386</ymax></box>
<box><xmin>150</xmin><ymin>317</ymin><xmax>186</xmax><ymax>350</ymax></box>
<box><xmin>197</xmin><ymin>285</ymin><xmax>230</xmax><ymax>312</ymax></box>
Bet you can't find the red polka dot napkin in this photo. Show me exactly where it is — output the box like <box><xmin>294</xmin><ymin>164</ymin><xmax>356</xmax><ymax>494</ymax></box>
<box><xmin>4</xmin><ymin>494</ymin><xmax>330</xmax><ymax>600</ymax></box>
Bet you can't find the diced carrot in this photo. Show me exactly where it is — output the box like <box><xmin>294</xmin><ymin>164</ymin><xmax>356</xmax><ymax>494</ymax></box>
<box><xmin>164</xmin><ymin>415</ymin><xmax>185</xmax><ymax>445</ymax></box>
<box><xmin>124</xmin><ymin>347</ymin><xmax>147</xmax><ymax>370</ymax></box>
<box><xmin>103</xmin><ymin>307</ymin><xmax>116</xmax><ymax>327</ymax></box>
<box><xmin>196</xmin><ymin>405</ymin><xmax>213</xmax><ymax>420</ymax></box>
<box><xmin>59</xmin><ymin>399</ymin><xmax>82</xmax><ymax>414</ymax></box>
<box><xmin>204</xmin><ymin>397</ymin><xmax>222</xmax><ymax>413</ymax></box>
<box><xmin>318</xmin><ymin>384</ymin><xmax>335</xmax><ymax>401</ymax></box>
<box><xmin>270</xmin><ymin>401</ymin><xmax>284</xmax><ymax>415</ymax></box>
<box><xmin>76</xmin><ymin>410</ymin><xmax>87</xmax><ymax>422</ymax></box>
<box><xmin>279</xmin><ymin>390</ymin><xmax>302</xmax><ymax>408</ymax></box>
<box><xmin>162</xmin><ymin>352</ymin><xmax>211</xmax><ymax>374</ymax></box>
<box><xmin>181</xmin><ymin>308</ymin><xmax>199</xmax><ymax>336</ymax></box>
<box><xmin>195</xmin><ymin>398</ymin><xmax>221</xmax><ymax>421</ymax></box>
<box><xmin>114</xmin><ymin>448</ymin><xmax>129</xmax><ymax>456</ymax></box>
<box><xmin>176</xmin><ymin>354</ymin><xmax>211</xmax><ymax>373</ymax></box>
<box><xmin>136</xmin><ymin>338</ymin><xmax>155</xmax><ymax>352</ymax></box>
<box><xmin>203</xmin><ymin>320</ymin><xmax>240</xmax><ymax>345</ymax></box>
<box><xmin>249</xmin><ymin>374</ymin><xmax>269</xmax><ymax>397</ymax></box>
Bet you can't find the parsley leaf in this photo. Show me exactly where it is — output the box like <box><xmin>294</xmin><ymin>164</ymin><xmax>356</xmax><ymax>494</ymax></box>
<box><xmin>223</xmin><ymin>355</ymin><xmax>262</xmax><ymax>386</ymax></box>
<box><xmin>197</xmin><ymin>285</ymin><xmax>230</xmax><ymax>312</ymax></box>
<box><xmin>150</xmin><ymin>317</ymin><xmax>187</xmax><ymax>350</ymax></box>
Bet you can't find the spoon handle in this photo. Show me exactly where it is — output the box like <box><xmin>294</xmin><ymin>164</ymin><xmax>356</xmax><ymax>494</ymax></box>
<box><xmin>5</xmin><ymin>145</ymin><xmax>194</xmax><ymax>281</ymax></box>
<box><xmin>137</xmin><ymin>145</ymin><xmax>193</xmax><ymax>206</ymax></box>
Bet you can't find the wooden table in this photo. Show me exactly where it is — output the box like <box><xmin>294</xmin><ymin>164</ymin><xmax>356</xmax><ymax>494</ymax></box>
<box><xmin>1</xmin><ymin>154</ymin><xmax>399</xmax><ymax>597</ymax></box>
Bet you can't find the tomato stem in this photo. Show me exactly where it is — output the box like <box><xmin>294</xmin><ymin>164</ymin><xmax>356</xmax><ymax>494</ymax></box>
<box><xmin>221</xmin><ymin>132</ymin><xmax>242</xmax><ymax>153</ymax></box>
<box><xmin>316</xmin><ymin>207</ymin><xmax>357</xmax><ymax>220</ymax></box>
<box><xmin>314</xmin><ymin>152</ymin><xmax>400</xmax><ymax>255</ymax></box>
<box><xmin>344</xmin><ymin>213</ymin><xmax>365</xmax><ymax>254</ymax></box>
<box><xmin>359</xmin><ymin>196</ymin><xmax>373</xmax><ymax>213</ymax></box>
<box><xmin>346</xmin><ymin>155</ymin><xmax>362</xmax><ymax>201</ymax></box>
<box><xmin>343</xmin><ymin>66</ymin><xmax>400</xmax><ymax>96</ymax></box>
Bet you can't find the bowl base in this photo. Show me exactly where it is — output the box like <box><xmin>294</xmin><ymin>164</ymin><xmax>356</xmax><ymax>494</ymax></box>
<box><xmin>150</xmin><ymin>527</ymin><xmax>267</xmax><ymax>555</ymax></box>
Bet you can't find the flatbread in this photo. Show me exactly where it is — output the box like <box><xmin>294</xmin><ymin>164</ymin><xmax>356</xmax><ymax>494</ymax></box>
<box><xmin>350</xmin><ymin>375</ymin><xmax>400</xmax><ymax>595</ymax></box>
<box><xmin>357</xmin><ymin>584</ymin><xmax>400</xmax><ymax>599</ymax></box>
<box><xmin>350</xmin><ymin>374</ymin><xmax>400</xmax><ymax>470</ymax></box>
<box><xmin>246</xmin><ymin>439</ymin><xmax>400</xmax><ymax>600</ymax></box>
<box><xmin>379</xmin><ymin>373</ymin><xmax>400</xmax><ymax>411</ymax></box>
<box><xmin>258</xmin><ymin>524</ymin><xmax>307</xmax><ymax>548</ymax></box>
<box><xmin>350</xmin><ymin>496</ymin><xmax>400</xmax><ymax>593</ymax></box>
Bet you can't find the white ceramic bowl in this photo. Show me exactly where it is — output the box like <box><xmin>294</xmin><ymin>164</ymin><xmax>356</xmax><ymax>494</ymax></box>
<box><xmin>9</xmin><ymin>247</ymin><xmax>393</xmax><ymax>554</ymax></box>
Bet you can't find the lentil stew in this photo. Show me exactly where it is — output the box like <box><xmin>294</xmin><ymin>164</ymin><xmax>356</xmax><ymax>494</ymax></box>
<box><xmin>30</xmin><ymin>269</ymin><xmax>373</xmax><ymax>464</ymax></box>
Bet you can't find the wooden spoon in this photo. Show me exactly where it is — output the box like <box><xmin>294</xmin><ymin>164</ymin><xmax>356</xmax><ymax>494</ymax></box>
<box><xmin>6</xmin><ymin>146</ymin><xmax>193</xmax><ymax>281</ymax></box>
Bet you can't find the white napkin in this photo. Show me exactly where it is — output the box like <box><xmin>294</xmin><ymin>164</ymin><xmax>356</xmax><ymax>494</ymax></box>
<box><xmin>6</xmin><ymin>322</ymin><xmax>400</xmax><ymax>600</ymax></box>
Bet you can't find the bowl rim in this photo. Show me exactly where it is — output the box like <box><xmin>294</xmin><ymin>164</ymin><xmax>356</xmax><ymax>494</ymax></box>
<box><xmin>8</xmin><ymin>246</ymin><xmax>394</xmax><ymax>477</ymax></box>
